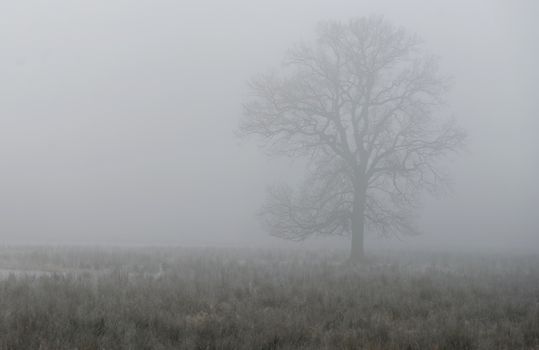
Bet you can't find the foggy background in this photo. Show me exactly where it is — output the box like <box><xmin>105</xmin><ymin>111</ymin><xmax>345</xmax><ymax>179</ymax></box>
<box><xmin>0</xmin><ymin>0</ymin><xmax>537</xmax><ymax>252</ymax></box>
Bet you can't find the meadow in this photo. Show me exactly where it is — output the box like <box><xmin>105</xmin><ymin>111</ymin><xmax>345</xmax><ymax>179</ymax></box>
<box><xmin>0</xmin><ymin>246</ymin><xmax>538</xmax><ymax>349</ymax></box>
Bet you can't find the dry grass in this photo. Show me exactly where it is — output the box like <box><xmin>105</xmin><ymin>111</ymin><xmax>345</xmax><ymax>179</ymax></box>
<box><xmin>0</xmin><ymin>247</ymin><xmax>538</xmax><ymax>349</ymax></box>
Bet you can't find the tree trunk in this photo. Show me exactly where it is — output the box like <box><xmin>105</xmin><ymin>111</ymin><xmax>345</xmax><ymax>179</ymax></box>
<box><xmin>350</xmin><ymin>187</ymin><xmax>366</xmax><ymax>263</ymax></box>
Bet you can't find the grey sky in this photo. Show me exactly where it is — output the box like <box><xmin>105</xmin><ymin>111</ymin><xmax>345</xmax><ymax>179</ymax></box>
<box><xmin>0</xmin><ymin>0</ymin><xmax>537</xmax><ymax>251</ymax></box>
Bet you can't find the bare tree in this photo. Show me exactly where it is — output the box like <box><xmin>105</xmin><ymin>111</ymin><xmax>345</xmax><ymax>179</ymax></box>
<box><xmin>239</xmin><ymin>16</ymin><xmax>465</xmax><ymax>262</ymax></box>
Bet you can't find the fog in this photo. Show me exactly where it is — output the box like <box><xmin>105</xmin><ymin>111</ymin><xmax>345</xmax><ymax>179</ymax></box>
<box><xmin>0</xmin><ymin>0</ymin><xmax>537</xmax><ymax>252</ymax></box>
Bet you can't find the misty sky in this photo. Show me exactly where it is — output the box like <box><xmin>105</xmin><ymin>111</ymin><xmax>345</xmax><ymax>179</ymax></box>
<box><xmin>0</xmin><ymin>0</ymin><xmax>538</xmax><ymax>251</ymax></box>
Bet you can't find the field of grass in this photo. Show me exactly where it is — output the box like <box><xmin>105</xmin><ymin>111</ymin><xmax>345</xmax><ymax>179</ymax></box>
<box><xmin>0</xmin><ymin>246</ymin><xmax>538</xmax><ymax>349</ymax></box>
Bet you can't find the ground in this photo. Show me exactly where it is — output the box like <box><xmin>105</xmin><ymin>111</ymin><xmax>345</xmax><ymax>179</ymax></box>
<box><xmin>0</xmin><ymin>246</ymin><xmax>538</xmax><ymax>349</ymax></box>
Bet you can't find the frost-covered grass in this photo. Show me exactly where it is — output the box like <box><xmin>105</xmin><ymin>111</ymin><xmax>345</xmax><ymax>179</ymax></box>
<box><xmin>0</xmin><ymin>247</ymin><xmax>538</xmax><ymax>349</ymax></box>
